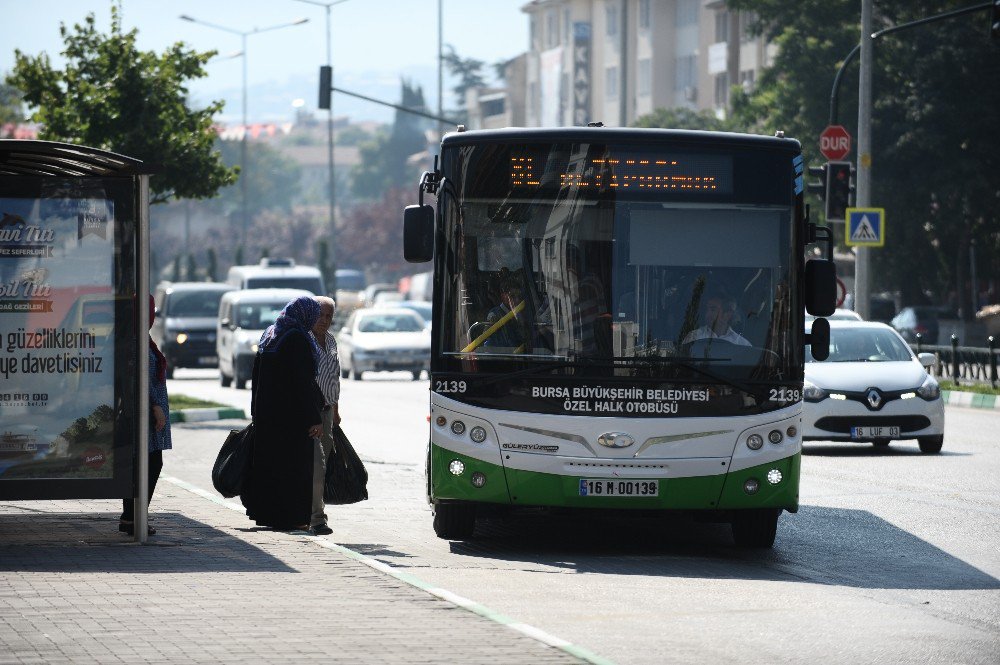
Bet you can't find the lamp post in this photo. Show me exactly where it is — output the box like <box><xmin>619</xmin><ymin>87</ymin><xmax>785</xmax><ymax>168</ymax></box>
<box><xmin>293</xmin><ymin>0</ymin><xmax>349</xmax><ymax>295</ymax></box>
<box><xmin>179</xmin><ymin>14</ymin><xmax>309</xmax><ymax>249</ymax></box>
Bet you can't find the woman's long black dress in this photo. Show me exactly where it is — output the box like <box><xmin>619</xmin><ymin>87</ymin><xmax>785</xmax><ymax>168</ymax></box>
<box><xmin>241</xmin><ymin>329</ymin><xmax>323</xmax><ymax>529</ymax></box>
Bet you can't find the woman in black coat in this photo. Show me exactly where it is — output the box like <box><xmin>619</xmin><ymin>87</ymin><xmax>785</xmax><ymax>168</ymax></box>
<box><xmin>241</xmin><ymin>296</ymin><xmax>324</xmax><ymax>531</ymax></box>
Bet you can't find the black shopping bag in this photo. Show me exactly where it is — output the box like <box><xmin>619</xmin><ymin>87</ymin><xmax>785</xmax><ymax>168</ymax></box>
<box><xmin>323</xmin><ymin>425</ymin><xmax>368</xmax><ymax>504</ymax></box>
<box><xmin>212</xmin><ymin>422</ymin><xmax>254</xmax><ymax>498</ymax></box>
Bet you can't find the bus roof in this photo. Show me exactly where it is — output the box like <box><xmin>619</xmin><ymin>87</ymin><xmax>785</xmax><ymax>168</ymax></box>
<box><xmin>441</xmin><ymin>126</ymin><xmax>800</xmax><ymax>151</ymax></box>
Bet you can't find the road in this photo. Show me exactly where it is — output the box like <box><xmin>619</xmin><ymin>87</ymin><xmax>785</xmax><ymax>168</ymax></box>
<box><xmin>167</xmin><ymin>369</ymin><xmax>1000</xmax><ymax>664</ymax></box>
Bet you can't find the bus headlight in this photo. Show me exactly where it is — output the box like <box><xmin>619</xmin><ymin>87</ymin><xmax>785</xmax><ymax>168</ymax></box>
<box><xmin>451</xmin><ymin>420</ymin><xmax>466</xmax><ymax>435</ymax></box>
<box><xmin>744</xmin><ymin>478</ymin><xmax>760</xmax><ymax>494</ymax></box>
<box><xmin>746</xmin><ymin>434</ymin><xmax>764</xmax><ymax>450</ymax></box>
<box><xmin>767</xmin><ymin>469</ymin><xmax>783</xmax><ymax>484</ymax></box>
<box><xmin>448</xmin><ymin>460</ymin><xmax>465</xmax><ymax>476</ymax></box>
<box><xmin>470</xmin><ymin>472</ymin><xmax>487</xmax><ymax>488</ymax></box>
<box><xmin>470</xmin><ymin>426</ymin><xmax>487</xmax><ymax>443</ymax></box>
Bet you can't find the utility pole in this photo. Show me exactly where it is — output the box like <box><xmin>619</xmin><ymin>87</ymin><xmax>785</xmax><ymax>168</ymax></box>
<box><xmin>854</xmin><ymin>0</ymin><xmax>873</xmax><ymax>321</ymax></box>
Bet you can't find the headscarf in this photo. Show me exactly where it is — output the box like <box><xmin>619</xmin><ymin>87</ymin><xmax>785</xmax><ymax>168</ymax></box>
<box><xmin>258</xmin><ymin>296</ymin><xmax>322</xmax><ymax>371</ymax></box>
<box><xmin>148</xmin><ymin>295</ymin><xmax>168</xmax><ymax>384</ymax></box>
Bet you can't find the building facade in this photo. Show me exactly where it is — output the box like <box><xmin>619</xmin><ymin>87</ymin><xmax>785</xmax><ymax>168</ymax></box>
<box><xmin>508</xmin><ymin>0</ymin><xmax>774</xmax><ymax>128</ymax></box>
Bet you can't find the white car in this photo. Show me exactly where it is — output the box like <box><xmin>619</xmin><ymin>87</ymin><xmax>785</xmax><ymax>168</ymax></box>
<box><xmin>337</xmin><ymin>308</ymin><xmax>430</xmax><ymax>381</ymax></box>
<box><xmin>802</xmin><ymin>320</ymin><xmax>944</xmax><ymax>453</ymax></box>
<box><xmin>805</xmin><ymin>308</ymin><xmax>862</xmax><ymax>323</ymax></box>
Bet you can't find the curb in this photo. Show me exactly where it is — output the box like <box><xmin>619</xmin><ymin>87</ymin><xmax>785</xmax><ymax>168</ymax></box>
<box><xmin>169</xmin><ymin>407</ymin><xmax>246</xmax><ymax>423</ymax></box>
<box><xmin>941</xmin><ymin>390</ymin><xmax>1000</xmax><ymax>411</ymax></box>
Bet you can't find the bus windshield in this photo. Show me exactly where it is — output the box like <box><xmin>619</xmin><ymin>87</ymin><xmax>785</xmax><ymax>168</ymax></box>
<box><xmin>437</xmin><ymin>141</ymin><xmax>796</xmax><ymax>383</ymax></box>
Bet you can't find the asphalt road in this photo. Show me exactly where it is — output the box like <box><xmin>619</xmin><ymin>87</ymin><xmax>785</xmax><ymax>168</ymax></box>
<box><xmin>167</xmin><ymin>369</ymin><xmax>1000</xmax><ymax>665</ymax></box>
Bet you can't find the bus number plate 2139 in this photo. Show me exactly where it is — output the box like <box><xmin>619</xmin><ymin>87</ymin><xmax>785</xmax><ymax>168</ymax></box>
<box><xmin>579</xmin><ymin>479</ymin><xmax>659</xmax><ymax>497</ymax></box>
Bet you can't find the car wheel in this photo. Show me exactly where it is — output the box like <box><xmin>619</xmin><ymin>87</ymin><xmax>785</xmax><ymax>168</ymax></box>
<box><xmin>411</xmin><ymin>370</ymin><xmax>421</xmax><ymax>381</ymax></box>
<box><xmin>918</xmin><ymin>435</ymin><xmax>943</xmax><ymax>454</ymax></box>
<box><xmin>731</xmin><ymin>509</ymin><xmax>779</xmax><ymax>548</ymax></box>
<box><xmin>233</xmin><ymin>358</ymin><xmax>246</xmax><ymax>390</ymax></box>
<box><xmin>340</xmin><ymin>365</ymin><xmax>349</xmax><ymax>379</ymax></box>
<box><xmin>349</xmin><ymin>357</ymin><xmax>362</xmax><ymax>381</ymax></box>
<box><xmin>432</xmin><ymin>502</ymin><xmax>476</xmax><ymax>539</ymax></box>
<box><xmin>220</xmin><ymin>369</ymin><xmax>232</xmax><ymax>388</ymax></box>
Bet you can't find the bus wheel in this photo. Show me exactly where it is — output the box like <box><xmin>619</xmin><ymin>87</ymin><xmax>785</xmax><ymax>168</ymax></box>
<box><xmin>731</xmin><ymin>509</ymin><xmax>779</xmax><ymax>548</ymax></box>
<box><xmin>918</xmin><ymin>435</ymin><xmax>943</xmax><ymax>454</ymax></box>
<box><xmin>433</xmin><ymin>502</ymin><xmax>476</xmax><ymax>539</ymax></box>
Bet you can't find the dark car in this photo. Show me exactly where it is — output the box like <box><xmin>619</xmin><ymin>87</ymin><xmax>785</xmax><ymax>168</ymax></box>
<box><xmin>891</xmin><ymin>306</ymin><xmax>941</xmax><ymax>345</ymax></box>
<box><xmin>152</xmin><ymin>282</ymin><xmax>235</xmax><ymax>377</ymax></box>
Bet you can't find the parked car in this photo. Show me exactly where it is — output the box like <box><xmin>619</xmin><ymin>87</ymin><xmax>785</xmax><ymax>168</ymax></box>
<box><xmin>803</xmin><ymin>320</ymin><xmax>944</xmax><ymax>453</ymax></box>
<box><xmin>891</xmin><ymin>306</ymin><xmax>941</xmax><ymax>345</ymax></box>
<box><xmin>216</xmin><ymin>288</ymin><xmax>313</xmax><ymax>389</ymax></box>
<box><xmin>152</xmin><ymin>282</ymin><xmax>235</xmax><ymax>377</ymax></box>
<box><xmin>337</xmin><ymin>308</ymin><xmax>430</xmax><ymax>381</ymax></box>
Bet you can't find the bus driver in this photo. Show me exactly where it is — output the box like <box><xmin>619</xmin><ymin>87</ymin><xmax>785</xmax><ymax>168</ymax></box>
<box><xmin>682</xmin><ymin>291</ymin><xmax>752</xmax><ymax>347</ymax></box>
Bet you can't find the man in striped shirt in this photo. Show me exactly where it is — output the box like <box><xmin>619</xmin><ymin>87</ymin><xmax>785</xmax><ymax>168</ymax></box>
<box><xmin>310</xmin><ymin>296</ymin><xmax>341</xmax><ymax>535</ymax></box>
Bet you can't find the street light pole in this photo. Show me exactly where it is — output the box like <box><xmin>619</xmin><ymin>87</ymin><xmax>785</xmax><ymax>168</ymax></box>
<box><xmin>294</xmin><ymin>0</ymin><xmax>349</xmax><ymax>295</ymax></box>
<box><xmin>179</xmin><ymin>14</ymin><xmax>309</xmax><ymax>250</ymax></box>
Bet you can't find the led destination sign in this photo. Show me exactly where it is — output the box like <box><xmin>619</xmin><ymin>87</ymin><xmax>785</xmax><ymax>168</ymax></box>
<box><xmin>510</xmin><ymin>151</ymin><xmax>733</xmax><ymax>194</ymax></box>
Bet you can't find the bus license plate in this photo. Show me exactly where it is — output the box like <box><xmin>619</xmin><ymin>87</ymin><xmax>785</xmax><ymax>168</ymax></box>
<box><xmin>579</xmin><ymin>479</ymin><xmax>659</xmax><ymax>497</ymax></box>
<box><xmin>851</xmin><ymin>426</ymin><xmax>900</xmax><ymax>439</ymax></box>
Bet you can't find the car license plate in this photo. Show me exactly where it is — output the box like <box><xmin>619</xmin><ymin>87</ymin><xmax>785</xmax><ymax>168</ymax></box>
<box><xmin>197</xmin><ymin>356</ymin><xmax>218</xmax><ymax>365</ymax></box>
<box><xmin>579</xmin><ymin>479</ymin><xmax>658</xmax><ymax>497</ymax></box>
<box><xmin>851</xmin><ymin>426</ymin><xmax>900</xmax><ymax>439</ymax></box>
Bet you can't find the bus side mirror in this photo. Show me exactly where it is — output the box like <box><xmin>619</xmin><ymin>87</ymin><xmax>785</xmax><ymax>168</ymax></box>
<box><xmin>403</xmin><ymin>205</ymin><xmax>434</xmax><ymax>263</ymax></box>
<box><xmin>805</xmin><ymin>259</ymin><xmax>836</xmax><ymax>317</ymax></box>
<box><xmin>807</xmin><ymin>317</ymin><xmax>830</xmax><ymax>361</ymax></box>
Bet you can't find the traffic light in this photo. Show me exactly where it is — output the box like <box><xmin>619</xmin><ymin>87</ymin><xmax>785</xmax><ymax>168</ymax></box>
<box><xmin>825</xmin><ymin>161</ymin><xmax>853</xmax><ymax>221</ymax></box>
<box><xmin>318</xmin><ymin>65</ymin><xmax>332</xmax><ymax>110</ymax></box>
<box><xmin>991</xmin><ymin>0</ymin><xmax>1000</xmax><ymax>40</ymax></box>
<box><xmin>807</xmin><ymin>163</ymin><xmax>827</xmax><ymax>201</ymax></box>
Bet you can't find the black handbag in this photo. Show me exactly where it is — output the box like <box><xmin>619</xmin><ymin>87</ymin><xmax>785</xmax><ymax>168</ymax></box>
<box><xmin>323</xmin><ymin>424</ymin><xmax>368</xmax><ymax>504</ymax></box>
<box><xmin>212</xmin><ymin>422</ymin><xmax>254</xmax><ymax>498</ymax></box>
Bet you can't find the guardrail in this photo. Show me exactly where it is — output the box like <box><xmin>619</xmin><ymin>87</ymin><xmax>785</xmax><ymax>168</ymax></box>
<box><xmin>911</xmin><ymin>334</ymin><xmax>999</xmax><ymax>389</ymax></box>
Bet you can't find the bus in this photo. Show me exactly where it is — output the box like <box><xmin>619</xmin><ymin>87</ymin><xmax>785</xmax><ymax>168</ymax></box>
<box><xmin>403</xmin><ymin>127</ymin><xmax>834</xmax><ymax>547</ymax></box>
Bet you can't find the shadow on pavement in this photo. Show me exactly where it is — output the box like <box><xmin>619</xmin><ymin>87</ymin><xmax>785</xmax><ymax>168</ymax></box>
<box><xmin>442</xmin><ymin>506</ymin><xmax>999</xmax><ymax>591</ymax></box>
<box><xmin>0</xmin><ymin>511</ymin><xmax>296</xmax><ymax>574</ymax></box>
<box><xmin>803</xmin><ymin>443</ymin><xmax>970</xmax><ymax>457</ymax></box>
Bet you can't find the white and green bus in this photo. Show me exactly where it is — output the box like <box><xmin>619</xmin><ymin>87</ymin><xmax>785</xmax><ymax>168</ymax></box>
<box><xmin>403</xmin><ymin>127</ymin><xmax>835</xmax><ymax>547</ymax></box>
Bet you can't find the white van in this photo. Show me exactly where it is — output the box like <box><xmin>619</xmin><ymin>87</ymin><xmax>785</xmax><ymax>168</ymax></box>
<box><xmin>216</xmin><ymin>288</ymin><xmax>314</xmax><ymax>389</ymax></box>
<box><xmin>226</xmin><ymin>258</ymin><xmax>326</xmax><ymax>295</ymax></box>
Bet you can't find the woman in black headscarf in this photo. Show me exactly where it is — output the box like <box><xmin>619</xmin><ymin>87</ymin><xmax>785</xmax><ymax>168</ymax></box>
<box><xmin>240</xmin><ymin>296</ymin><xmax>325</xmax><ymax>531</ymax></box>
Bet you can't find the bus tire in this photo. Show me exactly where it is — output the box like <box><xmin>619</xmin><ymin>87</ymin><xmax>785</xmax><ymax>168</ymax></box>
<box><xmin>433</xmin><ymin>502</ymin><xmax>476</xmax><ymax>539</ymax></box>
<box><xmin>731</xmin><ymin>509</ymin><xmax>779</xmax><ymax>548</ymax></box>
<box><xmin>918</xmin><ymin>435</ymin><xmax>943</xmax><ymax>454</ymax></box>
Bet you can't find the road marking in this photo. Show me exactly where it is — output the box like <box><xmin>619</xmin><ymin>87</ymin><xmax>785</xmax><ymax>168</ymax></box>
<box><xmin>162</xmin><ymin>475</ymin><xmax>613</xmax><ymax>665</ymax></box>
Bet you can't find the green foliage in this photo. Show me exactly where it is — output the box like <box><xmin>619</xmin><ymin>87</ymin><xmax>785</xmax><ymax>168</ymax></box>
<box><xmin>350</xmin><ymin>80</ymin><xmax>428</xmax><ymax>201</ymax></box>
<box><xmin>5</xmin><ymin>7</ymin><xmax>237</xmax><ymax>204</ymax></box>
<box><xmin>443</xmin><ymin>45</ymin><xmax>487</xmax><ymax>107</ymax></box>
<box><xmin>633</xmin><ymin>107</ymin><xmax>740</xmax><ymax>132</ymax></box>
<box><xmin>211</xmin><ymin>139</ymin><xmax>302</xmax><ymax>214</ymax></box>
<box><xmin>728</xmin><ymin>0</ymin><xmax>999</xmax><ymax>312</ymax></box>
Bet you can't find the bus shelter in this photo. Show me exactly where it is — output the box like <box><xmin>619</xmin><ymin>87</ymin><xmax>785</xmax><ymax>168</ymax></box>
<box><xmin>0</xmin><ymin>140</ymin><xmax>152</xmax><ymax>540</ymax></box>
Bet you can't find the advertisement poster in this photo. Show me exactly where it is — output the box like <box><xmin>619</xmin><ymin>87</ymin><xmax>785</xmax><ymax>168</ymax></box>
<box><xmin>0</xmin><ymin>195</ymin><xmax>116</xmax><ymax>481</ymax></box>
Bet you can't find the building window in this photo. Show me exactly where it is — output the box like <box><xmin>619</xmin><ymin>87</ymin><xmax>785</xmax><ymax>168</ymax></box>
<box><xmin>530</xmin><ymin>16</ymin><xmax>539</xmax><ymax>51</ymax></box>
<box><xmin>740</xmin><ymin>69</ymin><xmax>756</xmax><ymax>93</ymax></box>
<box><xmin>714</xmin><ymin>10</ymin><xmax>729</xmax><ymax>42</ymax></box>
<box><xmin>714</xmin><ymin>74</ymin><xmax>728</xmax><ymax>107</ymax></box>
<box><xmin>676</xmin><ymin>0</ymin><xmax>698</xmax><ymax>28</ymax></box>
<box><xmin>564</xmin><ymin>8</ymin><xmax>571</xmax><ymax>44</ymax></box>
<box><xmin>638</xmin><ymin>59</ymin><xmax>651</xmax><ymax>96</ymax></box>
<box><xmin>547</xmin><ymin>11</ymin><xmax>559</xmax><ymax>48</ymax></box>
<box><xmin>740</xmin><ymin>11</ymin><xmax>757</xmax><ymax>43</ymax></box>
<box><xmin>639</xmin><ymin>0</ymin><xmax>651</xmax><ymax>30</ymax></box>
<box><xmin>674</xmin><ymin>54</ymin><xmax>696</xmax><ymax>91</ymax></box>
<box><xmin>606</xmin><ymin>2</ymin><xmax>619</xmax><ymax>37</ymax></box>
<box><xmin>606</xmin><ymin>66</ymin><xmax>619</xmax><ymax>99</ymax></box>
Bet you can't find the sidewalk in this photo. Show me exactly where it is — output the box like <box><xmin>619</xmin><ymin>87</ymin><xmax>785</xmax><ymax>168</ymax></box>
<box><xmin>0</xmin><ymin>481</ymin><xmax>580</xmax><ymax>664</ymax></box>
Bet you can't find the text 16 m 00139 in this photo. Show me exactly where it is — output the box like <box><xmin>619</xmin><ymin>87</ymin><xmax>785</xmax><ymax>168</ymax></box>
<box><xmin>403</xmin><ymin>126</ymin><xmax>836</xmax><ymax>548</ymax></box>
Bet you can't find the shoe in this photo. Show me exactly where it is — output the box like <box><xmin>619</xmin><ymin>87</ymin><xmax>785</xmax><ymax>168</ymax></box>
<box><xmin>119</xmin><ymin>520</ymin><xmax>156</xmax><ymax>536</ymax></box>
<box><xmin>311</xmin><ymin>523</ymin><xmax>333</xmax><ymax>535</ymax></box>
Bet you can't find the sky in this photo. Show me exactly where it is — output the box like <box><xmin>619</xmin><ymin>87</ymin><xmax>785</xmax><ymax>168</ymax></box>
<box><xmin>1</xmin><ymin>0</ymin><xmax>530</xmax><ymax>125</ymax></box>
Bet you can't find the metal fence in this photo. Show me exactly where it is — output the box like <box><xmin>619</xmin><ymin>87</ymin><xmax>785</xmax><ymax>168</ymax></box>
<box><xmin>911</xmin><ymin>335</ymin><xmax>1000</xmax><ymax>388</ymax></box>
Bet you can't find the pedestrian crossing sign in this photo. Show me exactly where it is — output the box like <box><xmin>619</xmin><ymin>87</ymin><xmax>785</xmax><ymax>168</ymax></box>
<box><xmin>845</xmin><ymin>207</ymin><xmax>885</xmax><ymax>247</ymax></box>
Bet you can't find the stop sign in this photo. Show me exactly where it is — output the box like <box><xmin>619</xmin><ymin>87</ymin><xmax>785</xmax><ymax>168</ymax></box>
<box><xmin>820</xmin><ymin>125</ymin><xmax>852</xmax><ymax>161</ymax></box>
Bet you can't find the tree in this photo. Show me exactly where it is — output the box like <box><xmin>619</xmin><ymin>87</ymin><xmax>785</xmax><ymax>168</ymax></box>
<box><xmin>728</xmin><ymin>0</ymin><xmax>1000</xmax><ymax>313</ymax></box>
<box><xmin>633</xmin><ymin>107</ymin><xmax>739</xmax><ymax>131</ymax></box>
<box><xmin>6</xmin><ymin>7</ymin><xmax>237</xmax><ymax>204</ymax></box>
<box><xmin>338</xmin><ymin>188</ymin><xmax>412</xmax><ymax>282</ymax></box>
<box><xmin>210</xmin><ymin>139</ymin><xmax>302</xmax><ymax>216</ymax></box>
<box><xmin>206</xmin><ymin>248</ymin><xmax>218</xmax><ymax>282</ymax></box>
<box><xmin>442</xmin><ymin>45</ymin><xmax>487</xmax><ymax>107</ymax></box>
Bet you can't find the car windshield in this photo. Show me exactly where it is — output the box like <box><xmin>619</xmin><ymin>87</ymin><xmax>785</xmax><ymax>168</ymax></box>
<box><xmin>358</xmin><ymin>313</ymin><xmax>425</xmax><ymax>333</ymax></box>
<box><xmin>814</xmin><ymin>327</ymin><xmax>914</xmax><ymax>363</ymax></box>
<box><xmin>169</xmin><ymin>290</ymin><xmax>227</xmax><ymax>317</ymax></box>
<box><xmin>235</xmin><ymin>303</ymin><xmax>287</xmax><ymax>329</ymax></box>
<box><xmin>402</xmin><ymin>303</ymin><xmax>432</xmax><ymax>320</ymax></box>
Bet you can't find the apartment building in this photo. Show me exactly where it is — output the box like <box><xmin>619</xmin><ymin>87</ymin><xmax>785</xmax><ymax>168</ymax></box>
<box><xmin>504</xmin><ymin>0</ymin><xmax>774</xmax><ymax>128</ymax></box>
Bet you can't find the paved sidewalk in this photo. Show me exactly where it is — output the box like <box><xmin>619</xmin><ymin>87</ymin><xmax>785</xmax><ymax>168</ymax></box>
<box><xmin>0</xmin><ymin>483</ymin><xmax>580</xmax><ymax>664</ymax></box>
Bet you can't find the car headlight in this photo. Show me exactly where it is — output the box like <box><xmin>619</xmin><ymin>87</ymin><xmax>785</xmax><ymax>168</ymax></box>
<box><xmin>242</xmin><ymin>338</ymin><xmax>258</xmax><ymax>351</ymax></box>
<box><xmin>175</xmin><ymin>332</ymin><xmax>188</xmax><ymax>344</ymax></box>
<box><xmin>917</xmin><ymin>374</ymin><xmax>940</xmax><ymax>401</ymax></box>
<box><xmin>803</xmin><ymin>381</ymin><xmax>827</xmax><ymax>402</ymax></box>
